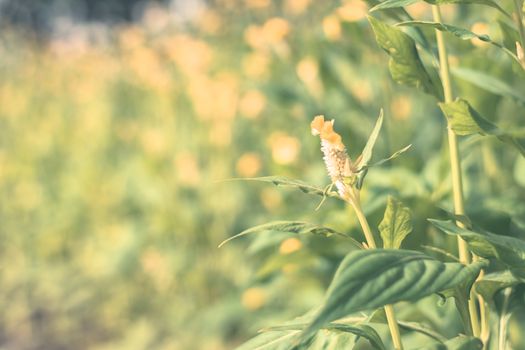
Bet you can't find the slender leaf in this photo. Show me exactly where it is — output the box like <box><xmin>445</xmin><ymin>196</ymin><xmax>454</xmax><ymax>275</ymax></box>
<box><xmin>370</xmin><ymin>0</ymin><xmax>421</xmax><ymax>11</ymax></box>
<box><xmin>236</xmin><ymin>330</ymin><xmax>299</xmax><ymax>350</ymax></box>
<box><xmin>379</xmin><ymin>196</ymin><xmax>413</xmax><ymax>249</ymax></box>
<box><xmin>371</xmin><ymin>0</ymin><xmax>509</xmax><ymax>18</ymax></box>
<box><xmin>429</xmin><ymin>219</ymin><xmax>525</xmax><ymax>270</ymax></box>
<box><xmin>369</xmin><ymin>309</ymin><xmax>447</xmax><ymax>343</ymax></box>
<box><xmin>368</xmin><ymin>16</ymin><xmax>443</xmax><ymax>99</ymax></box>
<box><xmin>300</xmin><ymin>249</ymin><xmax>485</xmax><ymax>341</ymax></box>
<box><xmin>219</xmin><ymin>221</ymin><xmax>358</xmax><ymax>248</ymax></box>
<box><xmin>417</xmin><ymin>335</ymin><xmax>483</xmax><ymax>350</ymax></box>
<box><xmin>426</xmin><ymin>0</ymin><xmax>510</xmax><ymax>18</ymax></box>
<box><xmin>451</xmin><ymin>67</ymin><xmax>525</xmax><ymax>106</ymax></box>
<box><xmin>355</xmin><ymin>110</ymin><xmax>384</xmax><ymax>189</ymax></box>
<box><xmin>397</xmin><ymin>21</ymin><xmax>519</xmax><ymax>63</ymax></box>
<box><xmin>439</xmin><ymin>99</ymin><xmax>525</xmax><ymax>157</ymax></box>
<box><xmin>368</xmin><ymin>144</ymin><xmax>412</xmax><ymax>168</ymax></box>
<box><xmin>359</xmin><ymin>110</ymin><xmax>384</xmax><ymax>169</ymax></box>
<box><xmin>228</xmin><ymin>176</ymin><xmax>341</xmax><ymax>199</ymax></box>
<box><xmin>264</xmin><ymin>323</ymin><xmax>386</xmax><ymax>350</ymax></box>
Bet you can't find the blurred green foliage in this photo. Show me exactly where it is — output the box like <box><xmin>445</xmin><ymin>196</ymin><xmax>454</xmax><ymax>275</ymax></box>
<box><xmin>0</xmin><ymin>0</ymin><xmax>524</xmax><ymax>349</ymax></box>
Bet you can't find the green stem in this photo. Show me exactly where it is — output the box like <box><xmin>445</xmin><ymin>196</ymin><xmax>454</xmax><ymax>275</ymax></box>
<box><xmin>350</xmin><ymin>195</ymin><xmax>404</xmax><ymax>350</ymax></box>
<box><xmin>431</xmin><ymin>5</ymin><xmax>482</xmax><ymax>338</ymax></box>
<box><xmin>498</xmin><ymin>288</ymin><xmax>512</xmax><ymax>350</ymax></box>
<box><xmin>514</xmin><ymin>0</ymin><xmax>525</xmax><ymax>51</ymax></box>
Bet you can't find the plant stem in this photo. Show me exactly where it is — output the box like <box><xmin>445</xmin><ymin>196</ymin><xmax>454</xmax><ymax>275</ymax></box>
<box><xmin>350</xmin><ymin>195</ymin><xmax>404</xmax><ymax>350</ymax></box>
<box><xmin>431</xmin><ymin>5</ymin><xmax>482</xmax><ymax>338</ymax></box>
<box><xmin>514</xmin><ymin>0</ymin><xmax>525</xmax><ymax>51</ymax></box>
<box><xmin>498</xmin><ymin>288</ymin><xmax>512</xmax><ymax>350</ymax></box>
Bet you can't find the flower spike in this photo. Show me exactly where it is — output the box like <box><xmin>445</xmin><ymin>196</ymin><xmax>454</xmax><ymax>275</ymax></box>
<box><xmin>311</xmin><ymin>115</ymin><xmax>352</xmax><ymax>198</ymax></box>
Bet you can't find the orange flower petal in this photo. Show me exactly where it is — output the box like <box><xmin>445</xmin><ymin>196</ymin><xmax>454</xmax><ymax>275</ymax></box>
<box><xmin>311</xmin><ymin>115</ymin><xmax>325</xmax><ymax>135</ymax></box>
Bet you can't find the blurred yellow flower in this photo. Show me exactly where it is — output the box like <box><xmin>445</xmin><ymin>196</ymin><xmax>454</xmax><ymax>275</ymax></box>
<box><xmin>269</xmin><ymin>132</ymin><xmax>300</xmax><ymax>165</ymax></box>
<box><xmin>391</xmin><ymin>95</ymin><xmax>412</xmax><ymax>121</ymax></box>
<box><xmin>242</xmin><ymin>287</ymin><xmax>266</xmax><ymax>310</ymax></box>
<box><xmin>197</xmin><ymin>9</ymin><xmax>223</xmax><ymax>34</ymax></box>
<box><xmin>405</xmin><ymin>3</ymin><xmax>429</xmax><ymax>19</ymax></box>
<box><xmin>164</xmin><ymin>35</ymin><xmax>213</xmax><ymax>75</ymax></box>
<box><xmin>141</xmin><ymin>248</ymin><xmax>172</xmax><ymax>292</ymax></box>
<box><xmin>323</xmin><ymin>15</ymin><xmax>342</xmax><ymax>41</ymax></box>
<box><xmin>279</xmin><ymin>237</ymin><xmax>302</xmax><ymax>254</ymax></box>
<box><xmin>242</xmin><ymin>52</ymin><xmax>270</xmax><ymax>78</ymax></box>
<box><xmin>236</xmin><ymin>152</ymin><xmax>262</xmax><ymax>177</ymax></box>
<box><xmin>244</xmin><ymin>0</ymin><xmax>271</xmax><ymax>9</ymax></box>
<box><xmin>175</xmin><ymin>152</ymin><xmax>201</xmax><ymax>187</ymax></box>
<box><xmin>262</xmin><ymin>18</ymin><xmax>290</xmax><ymax>44</ymax></box>
<box><xmin>284</xmin><ymin>0</ymin><xmax>311</xmax><ymax>15</ymax></box>
<box><xmin>141</xmin><ymin>128</ymin><xmax>168</xmax><ymax>156</ymax></box>
<box><xmin>470</xmin><ymin>22</ymin><xmax>490</xmax><ymax>48</ymax></box>
<box><xmin>239</xmin><ymin>89</ymin><xmax>266</xmax><ymax>119</ymax></box>
<box><xmin>296</xmin><ymin>57</ymin><xmax>319</xmax><ymax>83</ymax></box>
<box><xmin>337</xmin><ymin>0</ymin><xmax>368</xmax><ymax>22</ymax></box>
<box><xmin>260</xmin><ymin>187</ymin><xmax>283</xmax><ymax>210</ymax></box>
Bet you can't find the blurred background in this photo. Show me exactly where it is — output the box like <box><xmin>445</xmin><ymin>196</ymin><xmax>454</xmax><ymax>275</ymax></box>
<box><xmin>0</xmin><ymin>0</ymin><xmax>524</xmax><ymax>349</ymax></box>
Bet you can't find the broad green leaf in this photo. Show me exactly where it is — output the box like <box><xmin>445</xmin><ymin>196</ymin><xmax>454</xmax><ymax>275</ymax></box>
<box><xmin>474</xmin><ymin>271</ymin><xmax>521</xmax><ymax>302</ymax></box>
<box><xmin>264</xmin><ymin>323</ymin><xmax>386</xmax><ymax>350</ymax></box>
<box><xmin>228</xmin><ymin>176</ymin><xmax>341</xmax><ymax>199</ymax></box>
<box><xmin>438</xmin><ymin>99</ymin><xmax>499</xmax><ymax>135</ymax></box>
<box><xmin>429</xmin><ymin>219</ymin><xmax>525</xmax><ymax>270</ymax></box>
<box><xmin>397</xmin><ymin>21</ymin><xmax>519</xmax><ymax>63</ymax></box>
<box><xmin>439</xmin><ymin>99</ymin><xmax>525</xmax><ymax>157</ymax></box>
<box><xmin>300</xmin><ymin>249</ymin><xmax>485</xmax><ymax>341</ymax></box>
<box><xmin>451</xmin><ymin>67</ymin><xmax>525</xmax><ymax>107</ymax></box>
<box><xmin>218</xmin><ymin>221</ymin><xmax>359</xmax><ymax>248</ymax></box>
<box><xmin>379</xmin><ymin>196</ymin><xmax>413</xmax><ymax>249</ymax></box>
<box><xmin>417</xmin><ymin>335</ymin><xmax>483</xmax><ymax>350</ymax></box>
<box><xmin>368</xmin><ymin>16</ymin><xmax>443</xmax><ymax>99</ymax></box>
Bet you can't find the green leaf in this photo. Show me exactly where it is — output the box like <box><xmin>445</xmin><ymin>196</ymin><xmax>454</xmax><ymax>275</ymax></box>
<box><xmin>438</xmin><ymin>99</ymin><xmax>499</xmax><ymax>135</ymax></box>
<box><xmin>368</xmin><ymin>16</ymin><xmax>443</xmax><ymax>99</ymax></box>
<box><xmin>368</xmin><ymin>309</ymin><xmax>447</xmax><ymax>343</ymax></box>
<box><xmin>439</xmin><ymin>99</ymin><xmax>525</xmax><ymax>157</ymax></box>
<box><xmin>429</xmin><ymin>219</ymin><xmax>525</xmax><ymax>270</ymax></box>
<box><xmin>300</xmin><ymin>249</ymin><xmax>485</xmax><ymax>341</ymax></box>
<box><xmin>416</xmin><ymin>335</ymin><xmax>483</xmax><ymax>350</ymax></box>
<box><xmin>358</xmin><ymin>109</ymin><xmax>384</xmax><ymax>169</ymax></box>
<box><xmin>379</xmin><ymin>196</ymin><xmax>413</xmax><ymax>249</ymax></box>
<box><xmin>368</xmin><ymin>144</ymin><xmax>412</xmax><ymax>168</ymax></box>
<box><xmin>264</xmin><ymin>323</ymin><xmax>386</xmax><ymax>350</ymax></box>
<box><xmin>474</xmin><ymin>271</ymin><xmax>521</xmax><ymax>302</ymax></box>
<box><xmin>451</xmin><ymin>67</ymin><xmax>525</xmax><ymax>107</ymax></box>
<box><xmin>219</xmin><ymin>221</ymin><xmax>359</xmax><ymax>248</ymax></box>
<box><xmin>355</xmin><ymin>110</ymin><xmax>384</xmax><ymax>188</ymax></box>
<box><xmin>228</xmin><ymin>176</ymin><xmax>341</xmax><ymax>199</ymax></box>
<box><xmin>371</xmin><ymin>0</ymin><xmax>510</xmax><ymax>18</ymax></box>
<box><xmin>397</xmin><ymin>21</ymin><xmax>519</xmax><ymax>63</ymax></box>
<box><xmin>426</xmin><ymin>0</ymin><xmax>510</xmax><ymax>18</ymax></box>
<box><xmin>235</xmin><ymin>329</ymin><xmax>299</xmax><ymax>350</ymax></box>
<box><xmin>498</xmin><ymin>20</ymin><xmax>520</xmax><ymax>51</ymax></box>
<box><xmin>370</xmin><ymin>0</ymin><xmax>421</xmax><ymax>11</ymax></box>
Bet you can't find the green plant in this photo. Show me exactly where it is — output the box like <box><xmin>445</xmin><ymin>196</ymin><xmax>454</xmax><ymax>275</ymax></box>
<box><xmin>223</xmin><ymin>1</ymin><xmax>525</xmax><ymax>349</ymax></box>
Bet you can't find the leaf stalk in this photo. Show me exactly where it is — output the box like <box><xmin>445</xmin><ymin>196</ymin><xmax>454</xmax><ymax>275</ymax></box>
<box><xmin>349</xmin><ymin>190</ymin><xmax>404</xmax><ymax>350</ymax></box>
